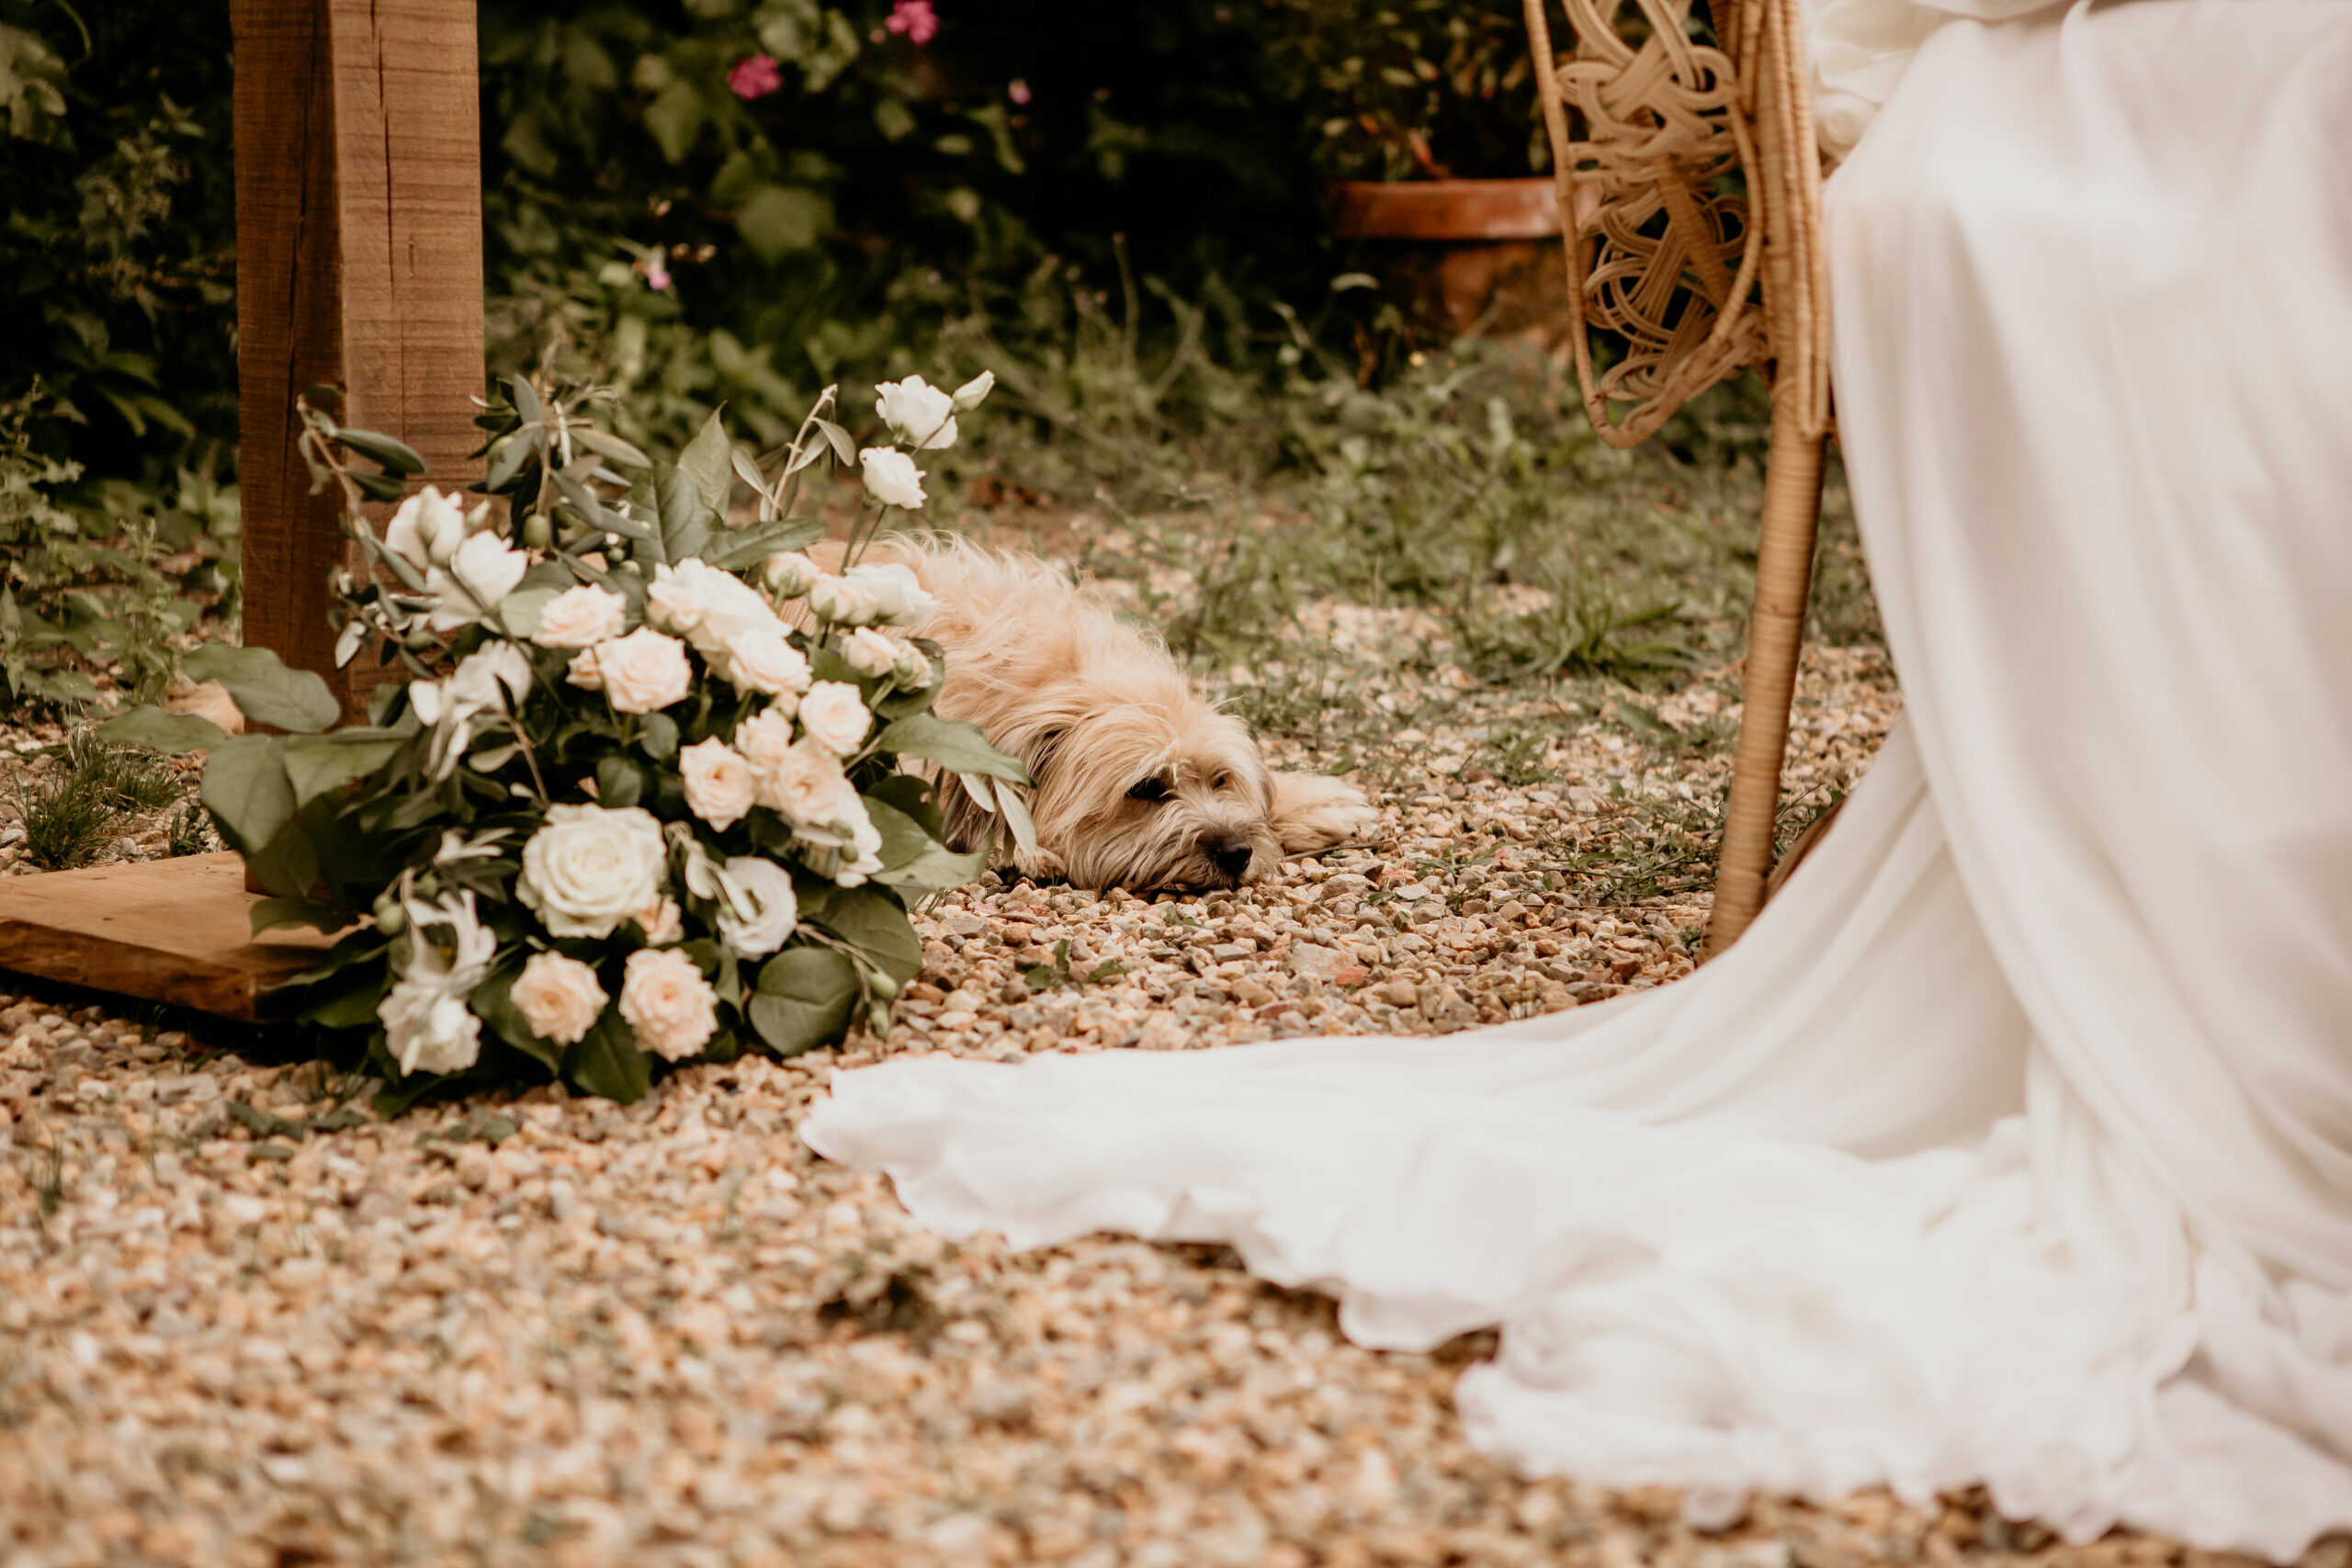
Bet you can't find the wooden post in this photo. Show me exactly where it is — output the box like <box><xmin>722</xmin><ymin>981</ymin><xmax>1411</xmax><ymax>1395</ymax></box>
<box><xmin>232</xmin><ymin>0</ymin><xmax>483</xmax><ymax>712</ymax></box>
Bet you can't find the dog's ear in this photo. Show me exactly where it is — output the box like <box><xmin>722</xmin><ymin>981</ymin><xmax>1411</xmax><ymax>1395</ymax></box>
<box><xmin>1022</xmin><ymin>726</ymin><xmax>1067</xmax><ymax>786</ymax></box>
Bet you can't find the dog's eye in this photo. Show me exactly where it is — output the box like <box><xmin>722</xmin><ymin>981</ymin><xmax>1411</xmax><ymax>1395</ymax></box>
<box><xmin>1212</xmin><ymin>773</ymin><xmax>1232</xmax><ymax>792</ymax></box>
<box><xmin>1125</xmin><ymin>777</ymin><xmax>1170</xmax><ymax>803</ymax></box>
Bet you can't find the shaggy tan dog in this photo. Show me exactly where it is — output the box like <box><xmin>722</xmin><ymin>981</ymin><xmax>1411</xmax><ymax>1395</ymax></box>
<box><xmin>815</xmin><ymin>539</ymin><xmax>1376</xmax><ymax>890</ymax></box>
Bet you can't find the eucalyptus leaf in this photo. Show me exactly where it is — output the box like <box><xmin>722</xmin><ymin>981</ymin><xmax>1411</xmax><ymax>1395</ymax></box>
<box><xmin>573</xmin><ymin>427</ymin><xmax>652</xmax><ymax>469</ymax></box>
<box><xmin>647</xmin><ymin>463</ymin><xmax>712</xmax><ymax>567</ymax></box>
<box><xmin>199</xmin><ymin>734</ymin><xmax>295</xmax><ymax>855</ymax></box>
<box><xmin>812</xmin><ymin>417</ymin><xmax>857</xmax><ymax>466</ymax></box>
<box><xmin>185</xmin><ymin>646</ymin><xmax>342</xmax><ymax>734</ymax></box>
<box><xmin>874</xmin><ymin>714</ymin><xmax>1032</xmax><ymax>784</ymax></box>
<box><xmin>996</xmin><ymin>784</ymin><xmax>1041</xmax><ymax>858</ymax></box>
<box><xmin>862</xmin><ymin>795</ymin><xmax>932</xmax><ymax>871</ymax></box>
<box><xmin>280</xmin><ymin>734</ymin><xmax>405</xmax><ymax>807</ymax></box>
<box><xmin>874</xmin><ymin>841</ymin><xmax>985</xmax><ymax>897</ymax></box>
<box><xmin>93</xmin><ymin>705</ymin><xmax>224</xmax><ymax>754</ymax></box>
<box><xmin>678</xmin><ymin>406</ymin><xmax>733</xmax><ymax>516</ymax></box>
<box><xmin>350</xmin><ymin>470</ymin><xmax>407</xmax><ymax>504</ymax></box>
<box><xmin>250</xmin><ymin>895</ymin><xmax>346</xmax><ymax>938</ymax></box>
<box><xmin>811</xmin><ymin>886</ymin><xmax>922</xmax><ymax>984</ymax></box>
<box><xmin>638</xmin><ymin>712</ymin><xmax>679</xmax><ymax>761</ymax></box>
<box><xmin>749</xmin><ymin>946</ymin><xmax>860</xmax><ymax>1056</ymax></box>
<box><xmin>333</xmin><ymin>428</ymin><xmax>426</xmax><ymax>476</ymax></box>
<box><xmin>563</xmin><ymin>1010</ymin><xmax>650</xmax><ymax>1103</ymax></box>
<box><xmin>695</xmin><ymin>516</ymin><xmax>824</xmax><ymax>573</ymax></box>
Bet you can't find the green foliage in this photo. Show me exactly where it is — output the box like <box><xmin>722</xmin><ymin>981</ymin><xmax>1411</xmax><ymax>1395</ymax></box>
<box><xmin>9</xmin><ymin>730</ymin><xmax>191</xmax><ymax>871</ymax></box>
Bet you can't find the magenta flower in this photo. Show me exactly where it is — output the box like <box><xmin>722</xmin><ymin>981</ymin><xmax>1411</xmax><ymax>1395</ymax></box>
<box><xmin>728</xmin><ymin>54</ymin><xmax>784</xmax><ymax>100</ymax></box>
<box><xmin>643</xmin><ymin>256</ymin><xmax>673</xmax><ymax>292</ymax></box>
<box><xmin>1008</xmin><ymin>79</ymin><xmax>1032</xmax><ymax>106</ymax></box>
<box><xmin>886</xmin><ymin>0</ymin><xmax>939</xmax><ymax>45</ymax></box>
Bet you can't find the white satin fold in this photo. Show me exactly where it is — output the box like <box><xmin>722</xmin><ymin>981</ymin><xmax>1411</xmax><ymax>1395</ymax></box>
<box><xmin>805</xmin><ymin>4</ymin><xmax>2352</xmax><ymax>1556</ymax></box>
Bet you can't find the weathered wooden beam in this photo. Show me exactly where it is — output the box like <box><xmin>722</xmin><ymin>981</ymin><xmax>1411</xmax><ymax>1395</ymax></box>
<box><xmin>232</xmin><ymin>0</ymin><xmax>483</xmax><ymax>710</ymax></box>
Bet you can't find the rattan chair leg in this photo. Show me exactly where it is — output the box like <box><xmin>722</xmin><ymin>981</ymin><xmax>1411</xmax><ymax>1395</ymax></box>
<box><xmin>1702</xmin><ymin>400</ymin><xmax>1826</xmax><ymax>958</ymax></box>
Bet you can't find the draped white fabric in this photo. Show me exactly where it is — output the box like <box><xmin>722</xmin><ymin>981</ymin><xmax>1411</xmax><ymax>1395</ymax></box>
<box><xmin>803</xmin><ymin>4</ymin><xmax>2352</xmax><ymax>1555</ymax></box>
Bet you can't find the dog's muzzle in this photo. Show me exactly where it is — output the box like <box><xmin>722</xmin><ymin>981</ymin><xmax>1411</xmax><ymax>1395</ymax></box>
<box><xmin>1201</xmin><ymin>833</ymin><xmax>1253</xmax><ymax>882</ymax></box>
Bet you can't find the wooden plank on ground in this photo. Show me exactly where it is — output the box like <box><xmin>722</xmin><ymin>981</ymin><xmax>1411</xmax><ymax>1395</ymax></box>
<box><xmin>0</xmin><ymin>855</ymin><xmax>346</xmax><ymax>1022</ymax></box>
<box><xmin>232</xmin><ymin>0</ymin><xmax>484</xmax><ymax>716</ymax></box>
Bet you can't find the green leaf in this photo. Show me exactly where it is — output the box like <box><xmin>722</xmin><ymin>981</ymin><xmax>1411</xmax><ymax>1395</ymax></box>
<box><xmin>638</xmin><ymin>712</ymin><xmax>679</xmax><ymax>762</ymax></box>
<box><xmin>497</xmin><ymin>586</ymin><xmax>558</xmax><ymax>640</ymax></box>
<box><xmin>865</xmin><ymin>773</ymin><xmax>945</xmax><ymax>838</ymax></box>
<box><xmin>350</xmin><ymin>470</ymin><xmax>407</xmax><ymax>504</ymax></box>
<box><xmin>595</xmin><ymin>753</ymin><xmax>648</xmax><ymax>809</ymax></box>
<box><xmin>643</xmin><ymin>79</ymin><xmax>705</xmax><ymax>164</ymax></box>
<box><xmin>93</xmin><ymin>705</ymin><xmax>225</xmax><ymax>754</ymax></box>
<box><xmin>250</xmin><ymin>895</ymin><xmax>345</xmax><ymax>938</ymax></box>
<box><xmin>873</xmin><ymin>714</ymin><xmax>1031</xmax><ymax>784</ymax></box>
<box><xmin>185</xmin><ymin>646</ymin><xmax>342</xmax><ymax>734</ymax></box>
<box><xmin>677</xmin><ymin>407</ymin><xmax>733</xmax><ymax>518</ymax></box>
<box><xmin>874</xmin><ymin>840</ymin><xmax>985</xmax><ymax>897</ymax></box>
<box><xmin>696</xmin><ymin>515</ymin><xmax>824</xmax><ymax>573</ymax></box>
<box><xmin>749</xmin><ymin>946</ymin><xmax>860</xmax><ymax>1056</ymax></box>
<box><xmin>333</xmin><ymin>428</ymin><xmax>426</xmax><ymax>476</ymax></box>
<box><xmin>811</xmin><ymin>886</ymin><xmax>922</xmax><ymax>985</ymax></box>
<box><xmin>862</xmin><ymin>794</ymin><xmax>933</xmax><ymax>871</ymax></box>
<box><xmin>736</xmin><ymin>184</ymin><xmax>833</xmax><ymax>261</ymax></box>
<box><xmin>563</xmin><ymin>1009</ymin><xmax>650</xmax><ymax>1102</ymax></box>
<box><xmin>279</xmin><ymin>733</ymin><xmax>405</xmax><ymax>807</ymax></box>
<box><xmin>643</xmin><ymin>462</ymin><xmax>712</xmax><ymax>568</ymax></box>
<box><xmin>199</xmin><ymin>734</ymin><xmax>294</xmax><ymax>855</ymax></box>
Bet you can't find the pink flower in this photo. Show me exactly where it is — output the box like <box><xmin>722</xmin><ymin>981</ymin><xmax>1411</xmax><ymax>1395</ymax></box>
<box><xmin>644</xmin><ymin>256</ymin><xmax>672</xmax><ymax>292</ymax></box>
<box><xmin>728</xmin><ymin>54</ymin><xmax>784</xmax><ymax>100</ymax></box>
<box><xmin>1008</xmin><ymin>79</ymin><xmax>1031</xmax><ymax>106</ymax></box>
<box><xmin>886</xmin><ymin>0</ymin><xmax>939</xmax><ymax>45</ymax></box>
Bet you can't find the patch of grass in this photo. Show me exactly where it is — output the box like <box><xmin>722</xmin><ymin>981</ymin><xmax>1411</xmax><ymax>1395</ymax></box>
<box><xmin>10</xmin><ymin>731</ymin><xmax>192</xmax><ymax>871</ymax></box>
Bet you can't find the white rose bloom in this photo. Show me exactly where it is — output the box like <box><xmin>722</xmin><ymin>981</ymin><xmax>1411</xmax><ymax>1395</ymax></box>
<box><xmin>763</xmin><ymin>550</ymin><xmax>819</xmax><ymax>597</ymax></box>
<box><xmin>797</xmin><ymin>680</ymin><xmax>872</xmax><ymax>755</ymax></box>
<box><xmin>761</xmin><ymin>735</ymin><xmax>851</xmax><ymax>825</ymax></box>
<box><xmin>635</xmin><ymin>897</ymin><xmax>684</xmax><ymax>946</ymax></box>
<box><xmin>844</xmin><ymin>561</ymin><xmax>937</xmax><ymax>628</ymax></box>
<box><xmin>531</xmin><ymin>585</ymin><xmax>629</xmax><ymax>649</ymax></box>
<box><xmin>518</xmin><ymin>803</ymin><xmax>667</xmax><ymax>939</ymax></box>
<box><xmin>651</xmin><ymin>559</ymin><xmax>785</xmax><ymax>649</ymax></box>
<box><xmin>644</xmin><ymin>560</ymin><xmax>718</xmax><ymax>637</ymax></box>
<box><xmin>735</xmin><ymin>705</ymin><xmax>797</xmax><ymax>794</ymax></box>
<box><xmin>384</xmin><ymin>486</ymin><xmax>468</xmax><ymax>570</ymax></box>
<box><xmin>426</xmin><ymin>531</ymin><xmax>529</xmax><ymax>633</ymax></box>
<box><xmin>721</xmin><ymin>630</ymin><xmax>811</xmax><ymax>698</ymax></box>
<box><xmin>618</xmin><ymin>948</ymin><xmax>718</xmax><ymax>1063</ymax></box>
<box><xmin>716</xmin><ymin>855</ymin><xmax>798</xmax><ymax>959</ymax></box>
<box><xmin>379</xmin><ymin>886</ymin><xmax>496</xmax><ymax>1076</ymax></box>
<box><xmin>587</xmin><ymin>627</ymin><xmax>692</xmax><ymax>713</ymax></box>
<box><xmin>510</xmin><ymin>952</ymin><xmax>607</xmax><ymax>1047</ymax></box>
<box><xmin>858</xmin><ymin>447</ymin><xmax>927</xmax><ymax>511</ymax></box>
<box><xmin>807</xmin><ymin>574</ymin><xmax>881</xmax><ymax>626</ymax></box>
<box><xmin>832</xmin><ymin>795</ymin><xmax>886</xmax><ymax>887</ymax></box>
<box><xmin>875</xmin><ymin>375</ymin><xmax>958</xmax><ymax>451</ymax></box>
<box><xmin>950</xmin><ymin>369</ymin><xmax>994</xmax><ymax>412</ymax></box>
<box><xmin>892</xmin><ymin>641</ymin><xmax>933</xmax><ymax>691</ymax></box>
<box><xmin>679</xmin><ymin>737</ymin><xmax>758</xmax><ymax>831</ymax></box>
<box><xmin>842</xmin><ymin>626</ymin><xmax>899</xmax><ymax>678</ymax></box>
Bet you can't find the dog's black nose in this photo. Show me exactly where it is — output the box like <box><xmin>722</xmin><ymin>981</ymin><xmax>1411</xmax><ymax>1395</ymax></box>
<box><xmin>1203</xmin><ymin>833</ymin><xmax>1253</xmax><ymax>880</ymax></box>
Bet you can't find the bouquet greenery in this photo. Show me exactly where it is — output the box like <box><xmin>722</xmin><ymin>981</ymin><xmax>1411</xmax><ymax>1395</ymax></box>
<box><xmin>102</xmin><ymin>367</ymin><xmax>1026</xmax><ymax>1107</ymax></box>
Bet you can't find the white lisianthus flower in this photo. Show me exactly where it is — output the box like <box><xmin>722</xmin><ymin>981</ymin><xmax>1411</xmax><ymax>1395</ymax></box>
<box><xmin>858</xmin><ymin>447</ymin><xmax>927</xmax><ymax>510</ymax></box>
<box><xmin>807</xmin><ymin>574</ymin><xmax>880</xmax><ymax>626</ymax></box>
<box><xmin>722</xmin><ymin>630</ymin><xmax>811</xmax><ymax>699</ymax></box>
<box><xmin>844</xmin><ymin>561</ymin><xmax>937</xmax><ymax>627</ymax></box>
<box><xmin>832</xmin><ymin>795</ymin><xmax>886</xmax><ymax>887</ymax></box>
<box><xmin>384</xmin><ymin>486</ymin><xmax>468</xmax><ymax>570</ymax></box>
<box><xmin>518</xmin><ymin>803</ymin><xmax>667</xmax><ymax>939</ymax></box>
<box><xmin>426</xmin><ymin>531</ymin><xmax>529</xmax><ymax>633</ymax></box>
<box><xmin>762</xmin><ymin>551</ymin><xmax>819</xmax><ymax>597</ymax></box>
<box><xmin>891</xmin><ymin>641</ymin><xmax>933</xmax><ymax>691</ymax></box>
<box><xmin>510</xmin><ymin>952</ymin><xmax>607</xmax><ymax>1047</ymax></box>
<box><xmin>379</xmin><ymin>886</ymin><xmax>496</xmax><ymax>1076</ymax></box>
<box><xmin>797</xmin><ymin>680</ymin><xmax>872</xmax><ymax>755</ymax></box>
<box><xmin>531</xmin><ymin>585</ymin><xmax>628</xmax><ymax>649</ymax></box>
<box><xmin>679</xmin><ymin>737</ymin><xmax>758</xmax><ymax>831</ymax></box>
<box><xmin>635</xmin><ymin>897</ymin><xmax>684</xmax><ymax>946</ymax></box>
<box><xmin>842</xmin><ymin>626</ymin><xmax>899</xmax><ymax>678</ymax></box>
<box><xmin>450</xmin><ymin>640</ymin><xmax>533</xmax><ymax>708</ymax></box>
<box><xmin>715</xmin><ymin>855</ymin><xmax>798</xmax><ymax>958</ymax></box>
<box><xmin>618</xmin><ymin>948</ymin><xmax>718</xmax><ymax>1062</ymax></box>
<box><xmin>585</xmin><ymin>627</ymin><xmax>692</xmax><ymax>713</ymax></box>
<box><xmin>411</xmin><ymin>642</ymin><xmax>532</xmax><ymax>782</ymax></box>
<box><xmin>875</xmin><ymin>375</ymin><xmax>958</xmax><ymax>450</ymax></box>
<box><xmin>761</xmin><ymin>735</ymin><xmax>850</xmax><ymax>825</ymax></box>
<box><xmin>951</xmin><ymin>369</ymin><xmax>994</xmax><ymax>412</ymax></box>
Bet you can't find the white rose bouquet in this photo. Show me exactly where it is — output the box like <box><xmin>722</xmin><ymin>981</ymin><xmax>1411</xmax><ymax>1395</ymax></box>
<box><xmin>100</xmin><ymin>368</ymin><xmax>1024</xmax><ymax>1107</ymax></box>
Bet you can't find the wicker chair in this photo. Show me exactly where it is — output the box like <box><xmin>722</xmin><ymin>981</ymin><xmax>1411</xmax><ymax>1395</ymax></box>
<box><xmin>1521</xmin><ymin>0</ymin><xmax>1833</xmax><ymax>955</ymax></box>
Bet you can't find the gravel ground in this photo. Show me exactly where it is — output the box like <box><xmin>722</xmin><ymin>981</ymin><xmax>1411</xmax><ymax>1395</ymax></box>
<box><xmin>1</xmin><ymin>603</ymin><xmax>2324</xmax><ymax>1568</ymax></box>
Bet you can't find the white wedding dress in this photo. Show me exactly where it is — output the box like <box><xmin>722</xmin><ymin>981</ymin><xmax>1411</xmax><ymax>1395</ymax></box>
<box><xmin>804</xmin><ymin>2</ymin><xmax>2352</xmax><ymax>1556</ymax></box>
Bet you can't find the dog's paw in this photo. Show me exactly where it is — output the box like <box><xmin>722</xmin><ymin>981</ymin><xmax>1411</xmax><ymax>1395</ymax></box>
<box><xmin>1269</xmin><ymin>773</ymin><xmax>1379</xmax><ymax>856</ymax></box>
<box><xmin>1011</xmin><ymin>845</ymin><xmax>1069</xmax><ymax>885</ymax></box>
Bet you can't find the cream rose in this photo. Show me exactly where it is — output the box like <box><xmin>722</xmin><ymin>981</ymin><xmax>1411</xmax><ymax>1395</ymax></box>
<box><xmin>845</xmin><ymin>561</ymin><xmax>937</xmax><ymax>628</ymax></box>
<box><xmin>875</xmin><ymin>375</ymin><xmax>957</xmax><ymax>451</ymax></box>
<box><xmin>858</xmin><ymin>447</ymin><xmax>927</xmax><ymax>511</ymax></box>
<box><xmin>518</xmin><ymin>803</ymin><xmax>667</xmax><ymax>939</ymax></box>
<box><xmin>798</xmin><ymin>680</ymin><xmax>871</xmax><ymax>755</ymax></box>
<box><xmin>807</xmin><ymin>573</ymin><xmax>879</xmax><ymax>626</ymax></box>
<box><xmin>842</xmin><ymin>626</ymin><xmax>899</xmax><ymax>678</ymax></box>
<box><xmin>635</xmin><ymin>897</ymin><xmax>684</xmax><ymax>946</ymax></box>
<box><xmin>618</xmin><ymin>948</ymin><xmax>718</xmax><ymax>1062</ymax></box>
<box><xmin>722</xmin><ymin>630</ymin><xmax>811</xmax><ymax>698</ymax></box>
<box><xmin>384</xmin><ymin>486</ymin><xmax>467</xmax><ymax>570</ymax></box>
<box><xmin>735</xmin><ymin>705</ymin><xmax>798</xmax><ymax>786</ymax></box>
<box><xmin>586</xmin><ymin>627</ymin><xmax>692</xmax><ymax>713</ymax></box>
<box><xmin>680</xmin><ymin>737</ymin><xmax>758</xmax><ymax>831</ymax></box>
<box><xmin>531</xmin><ymin>585</ymin><xmax>628</xmax><ymax>649</ymax></box>
<box><xmin>761</xmin><ymin>736</ymin><xmax>851</xmax><ymax>826</ymax></box>
<box><xmin>716</xmin><ymin>855</ymin><xmax>798</xmax><ymax>959</ymax></box>
<box><xmin>510</xmin><ymin>952</ymin><xmax>607</xmax><ymax>1046</ymax></box>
